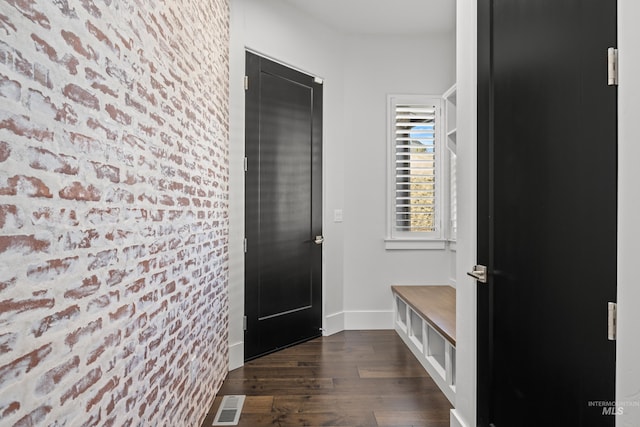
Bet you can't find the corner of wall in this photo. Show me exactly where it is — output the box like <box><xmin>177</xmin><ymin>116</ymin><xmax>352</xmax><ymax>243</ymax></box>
<box><xmin>228</xmin><ymin>341</ymin><xmax>245</xmax><ymax>370</ymax></box>
<box><xmin>324</xmin><ymin>311</ymin><xmax>345</xmax><ymax>335</ymax></box>
<box><xmin>450</xmin><ymin>409</ymin><xmax>470</xmax><ymax>427</ymax></box>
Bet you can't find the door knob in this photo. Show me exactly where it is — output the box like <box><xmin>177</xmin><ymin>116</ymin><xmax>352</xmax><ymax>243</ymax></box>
<box><xmin>467</xmin><ymin>264</ymin><xmax>488</xmax><ymax>283</ymax></box>
<box><xmin>314</xmin><ymin>235</ymin><xmax>324</xmax><ymax>245</ymax></box>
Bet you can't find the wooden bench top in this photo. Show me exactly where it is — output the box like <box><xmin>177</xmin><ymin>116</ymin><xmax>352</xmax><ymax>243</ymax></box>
<box><xmin>392</xmin><ymin>285</ymin><xmax>456</xmax><ymax>345</ymax></box>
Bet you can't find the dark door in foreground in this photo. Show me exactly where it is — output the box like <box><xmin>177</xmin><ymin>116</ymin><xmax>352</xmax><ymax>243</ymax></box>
<box><xmin>477</xmin><ymin>0</ymin><xmax>617</xmax><ymax>425</ymax></box>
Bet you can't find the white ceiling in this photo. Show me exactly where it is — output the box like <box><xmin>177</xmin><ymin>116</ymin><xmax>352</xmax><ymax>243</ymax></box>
<box><xmin>282</xmin><ymin>0</ymin><xmax>456</xmax><ymax>35</ymax></box>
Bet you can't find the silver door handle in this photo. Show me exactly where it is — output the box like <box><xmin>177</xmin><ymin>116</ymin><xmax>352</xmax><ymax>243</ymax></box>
<box><xmin>314</xmin><ymin>235</ymin><xmax>324</xmax><ymax>245</ymax></box>
<box><xmin>467</xmin><ymin>265</ymin><xmax>488</xmax><ymax>283</ymax></box>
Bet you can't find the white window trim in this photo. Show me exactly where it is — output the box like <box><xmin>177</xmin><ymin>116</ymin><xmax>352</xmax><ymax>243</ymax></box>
<box><xmin>448</xmin><ymin>150</ymin><xmax>457</xmax><ymax>243</ymax></box>
<box><xmin>386</xmin><ymin>94</ymin><xmax>444</xmax><ymax>250</ymax></box>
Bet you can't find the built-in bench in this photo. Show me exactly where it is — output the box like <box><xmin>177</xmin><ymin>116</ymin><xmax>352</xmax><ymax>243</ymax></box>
<box><xmin>392</xmin><ymin>285</ymin><xmax>456</xmax><ymax>404</ymax></box>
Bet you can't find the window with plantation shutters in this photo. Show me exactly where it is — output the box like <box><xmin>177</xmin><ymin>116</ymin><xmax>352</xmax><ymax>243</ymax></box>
<box><xmin>387</xmin><ymin>95</ymin><xmax>443</xmax><ymax>245</ymax></box>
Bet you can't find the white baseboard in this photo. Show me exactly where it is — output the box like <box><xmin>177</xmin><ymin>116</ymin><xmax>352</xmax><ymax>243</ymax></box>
<box><xmin>450</xmin><ymin>409</ymin><xmax>468</xmax><ymax>427</ymax></box>
<box><xmin>228</xmin><ymin>341</ymin><xmax>244</xmax><ymax>370</ymax></box>
<box><xmin>324</xmin><ymin>311</ymin><xmax>345</xmax><ymax>335</ymax></box>
<box><xmin>344</xmin><ymin>310</ymin><xmax>394</xmax><ymax>330</ymax></box>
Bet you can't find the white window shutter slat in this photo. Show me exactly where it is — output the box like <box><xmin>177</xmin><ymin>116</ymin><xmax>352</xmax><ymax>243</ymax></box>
<box><xmin>394</xmin><ymin>102</ymin><xmax>438</xmax><ymax>234</ymax></box>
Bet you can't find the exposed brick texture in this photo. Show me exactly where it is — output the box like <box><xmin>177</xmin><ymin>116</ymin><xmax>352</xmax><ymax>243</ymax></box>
<box><xmin>0</xmin><ymin>0</ymin><xmax>229</xmax><ymax>426</ymax></box>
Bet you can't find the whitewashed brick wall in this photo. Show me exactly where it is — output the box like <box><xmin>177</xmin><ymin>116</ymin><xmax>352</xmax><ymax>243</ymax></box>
<box><xmin>0</xmin><ymin>0</ymin><xmax>230</xmax><ymax>425</ymax></box>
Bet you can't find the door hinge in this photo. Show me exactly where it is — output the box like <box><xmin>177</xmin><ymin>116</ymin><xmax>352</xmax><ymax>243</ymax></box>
<box><xmin>607</xmin><ymin>47</ymin><xmax>618</xmax><ymax>86</ymax></box>
<box><xmin>243</xmin><ymin>238</ymin><xmax>247</xmax><ymax>253</ymax></box>
<box><xmin>244</xmin><ymin>75</ymin><xmax>249</xmax><ymax>90</ymax></box>
<box><xmin>244</xmin><ymin>156</ymin><xmax>248</xmax><ymax>172</ymax></box>
<box><xmin>607</xmin><ymin>302</ymin><xmax>617</xmax><ymax>340</ymax></box>
<box><xmin>243</xmin><ymin>315</ymin><xmax>247</xmax><ymax>331</ymax></box>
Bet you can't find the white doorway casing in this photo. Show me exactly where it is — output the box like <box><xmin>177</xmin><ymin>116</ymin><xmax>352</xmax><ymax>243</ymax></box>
<box><xmin>617</xmin><ymin>0</ymin><xmax>640</xmax><ymax>425</ymax></box>
<box><xmin>450</xmin><ymin>0</ymin><xmax>477</xmax><ymax>425</ymax></box>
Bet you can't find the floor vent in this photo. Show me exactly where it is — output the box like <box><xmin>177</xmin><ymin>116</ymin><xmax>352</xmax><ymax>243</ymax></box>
<box><xmin>211</xmin><ymin>395</ymin><xmax>246</xmax><ymax>426</ymax></box>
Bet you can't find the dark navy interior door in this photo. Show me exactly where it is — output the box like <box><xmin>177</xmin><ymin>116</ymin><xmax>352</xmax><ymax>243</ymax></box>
<box><xmin>477</xmin><ymin>1</ymin><xmax>617</xmax><ymax>425</ymax></box>
<box><xmin>244</xmin><ymin>52</ymin><xmax>323</xmax><ymax>361</ymax></box>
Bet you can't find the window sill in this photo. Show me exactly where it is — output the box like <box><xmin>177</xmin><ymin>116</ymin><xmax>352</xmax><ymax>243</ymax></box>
<box><xmin>385</xmin><ymin>239</ymin><xmax>447</xmax><ymax>251</ymax></box>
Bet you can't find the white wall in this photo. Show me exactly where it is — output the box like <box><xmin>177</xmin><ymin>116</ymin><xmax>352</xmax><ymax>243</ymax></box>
<box><xmin>342</xmin><ymin>33</ymin><xmax>456</xmax><ymax>329</ymax></box>
<box><xmin>617</xmin><ymin>0</ymin><xmax>640</xmax><ymax>424</ymax></box>
<box><xmin>229</xmin><ymin>0</ymin><xmax>347</xmax><ymax>368</ymax></box>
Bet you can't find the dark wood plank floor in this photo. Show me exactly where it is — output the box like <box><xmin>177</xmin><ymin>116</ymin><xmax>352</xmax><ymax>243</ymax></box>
<box><xmin>201</xmin><ymin>330</ymin><xmax>452</xmax><ymax>427</ymax></box>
